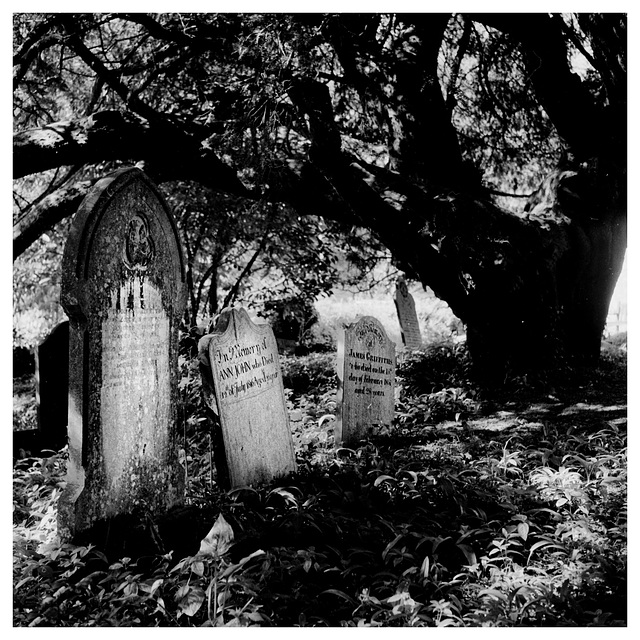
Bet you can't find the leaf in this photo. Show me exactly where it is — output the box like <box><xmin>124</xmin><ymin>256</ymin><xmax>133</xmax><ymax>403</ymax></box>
<box><xmin>374</xmin><ymin>474</ymin><xmax>397</xmax><ymax>487</ymax></box>
<box><xmin>175</xmin><ymin>584</ymin><xmax>190</xmax><ymax>601</ymax></box>
<box><xmin>456</xmin><ymin>543</ymin><xmax>477</xmax><ymax>566</ymax></box>
<box><xmin>246</xmin><ymin>611</ymin><xmax>265</xmax><ymax>622</ymax></box>
<box><xmin>143</xmin><ymin>578</ymin><xmax>164</xmax><ymax>596</ymax></box>
<box><xmin>199</xmin><ymin>514</ymin><xmax>234</xmax><ymax>558</ymax></box>
<box><xmin>420</xmin><ymin>555</ymin><xmax>430</xmax><ymax>579</ymax></box>
<box><xmin>224</xmin><ymin>617</ymin><xmax>244</xmax><ymax>627</ymax></box>
<box><xmin>527</xmin><ymin>540</ymin><xmax>567</xmax><ymax>563</ymax></box>
<box><xmin>318</xmin><ymin>414</ymin><xmax>335</xmax><ymax>426</ymax></box>
<box><xmin>478</xmin><ymin>589</ymin><xmax>507</xmax><ymax>602</ymax></box>
<box><xmin>382</xmin><ymin>534</ymin><xmax>403</xmax><ymax>560</ymax></box>
<box><xmin>227</xmin><ymin>486</ymin><xmax>260</xmax><ymax>501</ymax></box>
<box><xmin>219</xmin><ymin>550</ymin><xmax>265</xmax><ymax>578</ymax></box>
<box><xmin>267</xmin><ymin>487</ymin><xmax>299</xmax><ymax>508</ymax></box>
<box><xmin>154</xmin><ymin>597</ymin><xmax>166</xmax><ymax>614</ymax></box>
<box><xmin>517</xmin><ymin>522</ymin><xmax>529</xmax><ymax>541</ymax></box>
<box><xmin>177</xmin><ymin>585</ymin><xmax>205</xmax><ymax>617</ymax></box>
<box><xmin>191</xmin><ymin>560</ymin><xmax>205</xmax><ymax>576</ymax></box>
<box><xmin>437</xmin><ymin>618</ymin><xmax>458</xmax><ymax>627</ymax></box>
<box><xmin>398</xmin><ymin>470</ymin><xmax>419</xmax><ymax>484</ymax></box>
<box><xmin>15</xmin><ymin>576</ymin><xmax>33</xmax><ymax>590</ymax></box>
<box><xmin>321</xmin><ymin>589</ymin><xmax>357</xmax><ymax>605</ymax></box>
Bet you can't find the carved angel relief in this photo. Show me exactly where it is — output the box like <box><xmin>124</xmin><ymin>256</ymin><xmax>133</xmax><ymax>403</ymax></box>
<box><xmin>123</xmin><ymin>214</ymin><xmax>154</xmax><ymax>272</ymax></box>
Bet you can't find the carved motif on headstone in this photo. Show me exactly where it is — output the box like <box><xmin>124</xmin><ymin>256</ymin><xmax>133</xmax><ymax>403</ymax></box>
<box><xmin>123</xmin><ymin>213</ymin><xmax>154</xmax><ymax>271</ymax></box>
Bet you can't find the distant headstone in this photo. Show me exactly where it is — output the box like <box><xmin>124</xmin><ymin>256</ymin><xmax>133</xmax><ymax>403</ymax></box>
<box><xmin>200</xmin><ymin>307</ymin><xmax>296</xmax><ymax>488</ymax></box>
<box><xmin>58</xmin><ymin>167</ymin><xmax>186</xmax><ymax>538</ymax></box>
<box><xmin>35</xmin><ymin>320</ymin><xmax>69</xmax><ymax>452</ymax></box>
<box><xmin>394</xmin><ymin>277</ymin><xmax>422</xmax><ymax>350</ymax></box>
<box><xmin>337</xmin><ymin>316</ymin><xmax>396</xmax><ymax>446</ymax></box>
<box><xmin>13</xmin><ymin>346</ymin><xmax>35</xmax><ymax>377</ymax></box>
<box><xmin>276</xmin><ymin>338</ymin><xmax>297</xmax><ymax>355</ymax></box>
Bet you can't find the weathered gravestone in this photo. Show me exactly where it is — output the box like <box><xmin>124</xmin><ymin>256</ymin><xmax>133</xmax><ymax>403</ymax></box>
<box><xmin>336</xmin><ymin>316</ymin><xmax>396</xmax><ymax>446</ymax></box>
<box><xmin>394</xmin><ymin>277</ymin><xmax>423</xmax><ymax>351</ymax></box>
<box><xmin>35</xmin><ymin>320</ymin><xmax>69</xmax><ymax>453</ymax></box>
<box><xmin>58</xmin><ymin>167</ymin><xmax>186</xmax><ymax>538</ymax></box>
<box><xmin>199</xmin><ymin>307</ymin><xmax>297</xmax><ymax>488</ymax></box>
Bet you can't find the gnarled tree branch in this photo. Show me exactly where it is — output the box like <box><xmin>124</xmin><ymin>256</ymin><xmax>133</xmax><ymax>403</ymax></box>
<box><xmin>13</xmin><ymin>180</ymin><xmax>95</xmax><ymax>259</ymax></box>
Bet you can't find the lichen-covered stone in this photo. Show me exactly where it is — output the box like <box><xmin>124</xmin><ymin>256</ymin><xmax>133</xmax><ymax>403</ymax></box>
<box><xmin>58</xmin><ymin>167</ymin><xmax>186</xmax><ymax>538</ymax></box>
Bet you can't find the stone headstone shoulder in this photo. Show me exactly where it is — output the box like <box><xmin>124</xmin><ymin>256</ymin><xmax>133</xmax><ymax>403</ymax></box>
<box><xmin>58</xmin><ymin>167</ymin><xmax>186</xmax><ymax>538</ymax></box>
<box><xmin>336</xmin><ymin>315</ymin><xmax>396</xmax><ymax>447</ymax></box>
<box><xmin>394</xmin><ymin>277</ymin><xmax>422</xmax><ymax>351</ymax></box>
<box><xmin>199</xmin><ymin>307</ymin><xmax>297</xmax><ymax>488</ymax></box>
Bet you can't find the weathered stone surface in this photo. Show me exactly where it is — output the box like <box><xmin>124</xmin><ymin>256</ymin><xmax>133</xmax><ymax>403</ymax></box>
<box><xmin>200</xmin><ymin>307</ymin><xmax>296</xmax><ymax>488</ymax></box>
<box><xmin>58</xmin><ymin>167</ymin><xmax>186</xmax><ymax>538</ymax></box>
<box><xmin>337</xmin><ymin>316</ymin><xmax>396</xmax><ymax>446</ymax></box>
<box><xmin>394</xmin><ymin>277</ymin><xmax>422</xmax><ymax>350</ymax></box>
<box><xmin>35</xmin><ymin>320</ymin><xmax>69</xmax><ymax>452</ymax></box>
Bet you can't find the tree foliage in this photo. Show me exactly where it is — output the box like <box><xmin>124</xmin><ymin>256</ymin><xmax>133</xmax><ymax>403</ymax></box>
<box><xmin>13</xmin><ymin>13</ymin><xmax>626</xmax><ymax>373</ymax></box>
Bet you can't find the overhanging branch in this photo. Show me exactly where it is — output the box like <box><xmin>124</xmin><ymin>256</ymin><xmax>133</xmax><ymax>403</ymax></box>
<box><xmin>13</xmin><ymin>110</ymin><xmax>254</xmax><ymax>200</ymax></box>
<box><xmin>13</xmin><ymin>180</ymin><xmax>95</xmax><ymax>260</ymax></box>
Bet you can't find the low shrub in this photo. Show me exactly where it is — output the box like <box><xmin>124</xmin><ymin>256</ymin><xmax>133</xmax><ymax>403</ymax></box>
<box><xmin>13</xmin><ymin>338</ymin><xmax>626</xmax><ymax>627</ymax></box>
<box><xmin>281</xmin><ymin>352</ymin><xmax>337</xmax><ymax>397</ymax></box>
<box><xmin>397</xmin><ymin>341</ymin><xmax>473</xmax><ymax>396</ymax></box>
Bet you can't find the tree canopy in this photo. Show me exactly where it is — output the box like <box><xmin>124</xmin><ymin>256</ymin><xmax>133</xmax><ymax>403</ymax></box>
<box><xmin>13</xmin><ymin>13</ymin><xmax>626</xmax><ymax>375</ymax></box>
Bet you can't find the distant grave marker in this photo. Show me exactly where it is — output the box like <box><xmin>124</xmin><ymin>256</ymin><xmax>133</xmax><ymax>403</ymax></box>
<box><xmin>337</xmin><ymin>316</ymin><xmax>396</xmax><ymax>446</ymax></box>
<box><xmin>394</xmin><ymin>277</ymin><xmax>422</xmax><ymax>350</ymax></box>
<box><xmin>200</xmin><ymin>307</ymin><xmax>297</xmax><ymax>488</ymax></box>
<box><xmin>59</xmin><ymin>167</ymin><xmax>186</xmax><ymax>538</ymax></box>
<box><xmin>35</xmin><ymin>320</ymin><xmax>69</xmax><ymax>452</ymax></box>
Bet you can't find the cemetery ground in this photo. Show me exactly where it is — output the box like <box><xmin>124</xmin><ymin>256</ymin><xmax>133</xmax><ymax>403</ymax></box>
<box><xmin>13</xmin><ymin>329</ymin><xmax>627</xmax><ymax>627</ymax></box>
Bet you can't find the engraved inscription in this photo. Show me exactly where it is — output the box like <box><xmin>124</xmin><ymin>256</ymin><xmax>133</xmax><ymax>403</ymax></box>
<box><xmin>213</xmin><ymin>335</ymin><xmax>281</xmax><ymax>405</ymax></box>
<box><xmin>339</xmin><ymin>316</ymin><xmax>396</xmax><ymax>446</ymax></box>
<box><xmin>345</xmin><ymin>347</ymin><xmax>394</xmax><ymax>398</ymax></box>
<box><xmin>100</xmin><ymin>277</ymin><xmax>169</xmax><ymax>487</ymax></box>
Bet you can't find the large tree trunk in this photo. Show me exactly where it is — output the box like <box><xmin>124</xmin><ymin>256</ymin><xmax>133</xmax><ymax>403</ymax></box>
<box><xmin>413</xmin><ymin>161</ymin><xmax>626</xmax><ymax>379</ymax></box>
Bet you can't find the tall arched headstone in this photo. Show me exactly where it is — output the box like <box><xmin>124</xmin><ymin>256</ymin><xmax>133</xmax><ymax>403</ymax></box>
<box><xmin>58</xmin><ymin>167</ymin><xmax>186</xmax><ymax>538</ymax></box>
<box><xmin>336</xmin><ymin>316</ymin><xmax>396</xmax><ymax>446</ymax></box>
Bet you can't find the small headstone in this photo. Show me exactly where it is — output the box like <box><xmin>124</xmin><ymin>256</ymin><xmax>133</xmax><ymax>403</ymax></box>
<box><xmin>394</xmin><ymin>277</ymin><xmax>422</xmax><ymax>350</ymax></box>
<box><xmin>337</xmin><ymin>316</ymin><xmax>396</xmax><ymax>446</ymax></box>
<box><xmin>35</xmin><ymin>320</ymin><xmax>69</xmax><ymax>452</ymax></box>
<box><xmin>276</xmin><ymin>337</ymin><xmax>297</xmax><ymax>355</ymax></box>
<box><xmin>58</xmin><ymin>167</ymin><xmax>186</xmax><ymax>538</ymax></box>
<box><xmin>200</xmin><ymin>307</ymin><xmax>297</xmax><ymax>488</ymax></box>
<box><xmin>13</xmin><ymin>346</ymin><xmax>35</xmax><ymax>377</ymax></box>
